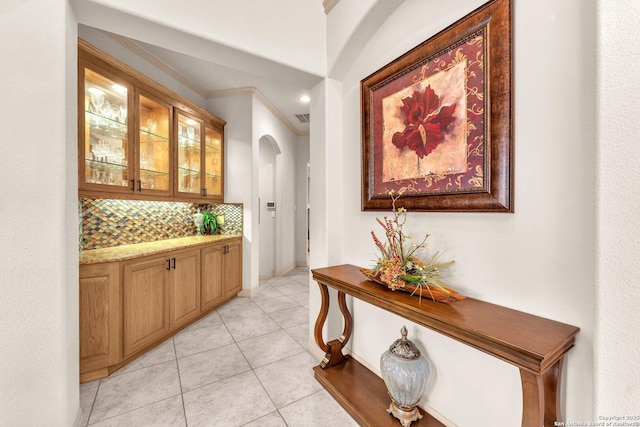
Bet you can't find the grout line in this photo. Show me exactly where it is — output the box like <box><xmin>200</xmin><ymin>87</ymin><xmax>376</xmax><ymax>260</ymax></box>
<box><xmin>87</xmin><ymin>394</ymin><xmax>183</xmax><ymax>426</ymax></box>
<box><xmin>173</xmin><ymin>338</ymin><xmax>189</xmax><ymax>426</ymax></box>
<box><xmin>84</xmin><ymin>379</ymin><xmax>101</xmax><ymax>426</ymax></box>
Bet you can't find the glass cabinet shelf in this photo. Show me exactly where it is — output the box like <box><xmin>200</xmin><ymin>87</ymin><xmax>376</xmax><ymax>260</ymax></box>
<box><xmin>140</xmin><ymin>130</ymin><xmax>169</xmax><ymax>141</ymax></box>
<box><xmin>79</xmin><ymin>42</ymin><xmax>225</xmax><ymax>201</ymax></box>
<box><xmin>178</xmin><ymin>137</ymin><xmax>201</xmax><ymax>148</ymax></box>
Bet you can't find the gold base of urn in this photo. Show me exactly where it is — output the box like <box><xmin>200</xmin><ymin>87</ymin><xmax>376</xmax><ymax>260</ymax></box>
<box><xmin>387</xmin><ymin>401</ymin><xmax>423</xmax><ymax>427</ymax></box>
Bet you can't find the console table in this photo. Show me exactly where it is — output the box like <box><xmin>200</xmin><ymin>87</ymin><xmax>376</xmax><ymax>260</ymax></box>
<box><xmin>312</xmin><ymin>264</ymin><xmax>580</xmax><ymax>427</ymax></box>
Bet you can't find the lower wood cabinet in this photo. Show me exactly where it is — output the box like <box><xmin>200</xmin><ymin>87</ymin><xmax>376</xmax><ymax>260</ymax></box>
<box><xmin>79</xmin><ymin>237</ymin><xmax>242</xmax><ymax>383</ymax></box>
<box><xmin>201</xmin><ymin>244</ymin><xmax>225</xmax><ymax>311</ymax></box>
<box><xmin>201</xmin><ymin>239</ymin><xmax>242</xmax><ymax>311</ymax></box>
<box><xmin>223</xmin><ymin>240</ymin><xmax>242</xmax><ymax>298</ymax></box>
<box><xmin>122</xmin><ymin>255</ymin><xmax>171</xmax><ymax>358</ymax></box>
<box><xmin>79</xmin><ymin>262</ymin><xmax>120</xmax><ymax>378</ymax></box>
<box><xmin>169</xmin><ymin>249</ymin><xmax>201</xmax><ymax>330</ymax></box>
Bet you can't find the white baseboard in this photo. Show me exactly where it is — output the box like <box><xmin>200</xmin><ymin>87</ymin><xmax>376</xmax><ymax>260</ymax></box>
<box><xmin>237</xmin><ymin>288</ymin><xmax>258</xmax><ymax>297</ymax></box>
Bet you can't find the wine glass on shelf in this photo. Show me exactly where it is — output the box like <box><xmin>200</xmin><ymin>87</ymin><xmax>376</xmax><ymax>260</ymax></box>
<box><xmin>90</xmin><ymin>91</ymin><xmax>104</xmax><ymax>115</ymax></box>
<box><xmin>111</xmin><ymin>104</ymin><xmax>121</xmax><ymax>123</ymax></box>
<box><xmin>119</xmin><ymin>105</ymin><xmax>127</xmax><ymax>124</ymax></box>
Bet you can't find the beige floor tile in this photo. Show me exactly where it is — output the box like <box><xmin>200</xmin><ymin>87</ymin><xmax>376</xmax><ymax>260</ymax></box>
<box><xmin>89</xmin><ymin>360</ymin><xmax>181</xmax><ymax>424</ymax></box>
<box><xmin>242</xmin><ymin>411</ymin><xmax>287</xmax><ymax>427</ymax></box>
<box><xmin>224</xmin><ymin>312</ymin><xmax>281</xmax><ymax>342</ymax></box>
<box><xmin>254</xmin><ymin>352</ymin><xmax>323</xmax><ymax>408</ymax></box>
<box><xmin>89</xmin><ymin>395</ymin><xmax>185</xmax><ymax>427</ymax></box>
<box><xmin>268</xmin><ymin>306</ymin><xmax>308</xmax><ymax>329</ymax></box>
<box><xmin>253</xmin><ymin>295</ymin><xmax>299</xmax><ymax>313</ymax></box>
<box><xmin>279</xmin><ymin>389</ymin><xmax>359</xmax><ymax>427</ymax></box>
<box><xmin>237</xmin><ymin>329</ymin><xmax>305</xmax><ymax>369</ymax></box>
<box><xmin>79</xmin><ymin>379</ymin><xmax>100</xmax><ymax>427</ymax></box>
<box><xmin>173</xmin><ymin>323</ymin><xmax>234</xmax><ymax>359</ymax></box>
<box><xmin>183</xmin><ymin>371</ymin><xmax>275</xmax><ymax>427</ymax></box>
<box><xmin>178</xmin><ymin>343</ymin><xmax>251</xmax><ymax>392</ymax></box>
<box><xmin>217</xmin><ymin>300</ymin><xmax>265</xmax><ymax>322</ymax></box>
<box><xmin>285</xmin><ymin>323</ymin><xmax>310</xmax><ymax>349</ymax></box>
<box><xmin>111</xmin><ymin>338</ymin><xmax>176</xmax><ymax>377</ymax></box>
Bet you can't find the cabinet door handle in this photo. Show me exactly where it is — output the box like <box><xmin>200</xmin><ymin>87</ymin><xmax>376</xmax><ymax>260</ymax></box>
<box><xmin>137</xmin><ymin>180</ymin><xmax>142</xmax><ymax>192</ymax></box>
<box><xmin>166</xmin><ymin>259</ymin><xmax>171</xmax><ymax>271</ymax></box>
<box><xmin>172</xmin><ymin>257</ymin><xmax>176</xmax><ymax>269</ymax></box>
<box><xmin>130</xmin><ymin>179</ymin><xmax>135</xmax><ymax>191</ymax></box>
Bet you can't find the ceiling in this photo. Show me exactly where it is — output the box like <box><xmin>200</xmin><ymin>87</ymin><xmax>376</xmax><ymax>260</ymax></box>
<box><xmin>82</xmin><ymin>25</ymin><xmax>319</xmax><ymax>136</ymax></box>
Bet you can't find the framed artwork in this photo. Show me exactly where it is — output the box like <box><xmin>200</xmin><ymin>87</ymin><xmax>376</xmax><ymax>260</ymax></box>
<box><xmin>361</xmin><ymin>0</ymin><xmax>513</xmax><ymax>212</ymax></box>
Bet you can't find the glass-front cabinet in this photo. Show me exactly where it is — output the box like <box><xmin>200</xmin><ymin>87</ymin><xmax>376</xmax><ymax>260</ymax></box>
<box><xmin>79</xmin><ymin>40</ymin><xmax>225</xmax><ymax>202</ymax></box>
<box><xmin>176</xmin><ymin>111</ymin><xmax>202</xmax><ymax>196</ymax></box>
<box><xmin>80</xmin><ymin>67</ymin><xmax>133</xmax><ymax>193</ymax></box>
<box><xmin>176</xmin><ymin>110</ymin><xmax>224</xmax><ymax>200</ymax></box>
<box><xmin>204</xmin><ymin>126</ymin><xmax>223</xmax><ymax>198</ymax></box>
<box><xmin>138</xmin><ymin>94</ymin><xmax>171</xmax><ymax>195</ymax></box>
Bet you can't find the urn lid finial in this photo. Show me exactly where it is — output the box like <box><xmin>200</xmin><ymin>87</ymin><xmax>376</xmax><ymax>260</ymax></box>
<box><xmin>389</xmin><ymin>326</ymin><xmax>421</xmax><ymax>360</ymax></box>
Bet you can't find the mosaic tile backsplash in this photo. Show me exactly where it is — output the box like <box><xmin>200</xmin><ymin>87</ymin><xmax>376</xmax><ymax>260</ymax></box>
<box><xmin>80</xmin><ymin>199</ymin><xmax>243</xmax><ymax>251</ymax></box>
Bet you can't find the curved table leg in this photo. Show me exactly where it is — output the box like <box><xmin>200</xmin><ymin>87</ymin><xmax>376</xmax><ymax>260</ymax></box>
<box><xmin>313</xmin><ymin>281</ymin><xmax>353</xmax><ymax>368</ymax></box>
<box><xmin>520</xmin><ymin>356</ymin><xmax>564</xmax><ymax>427</ymax></box>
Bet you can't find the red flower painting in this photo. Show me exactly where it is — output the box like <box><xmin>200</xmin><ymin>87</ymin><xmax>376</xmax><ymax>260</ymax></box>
<box><xmin>391</xmin><ymin>85</ymin><xmax>457</xmax><ymax>159</ymax></box>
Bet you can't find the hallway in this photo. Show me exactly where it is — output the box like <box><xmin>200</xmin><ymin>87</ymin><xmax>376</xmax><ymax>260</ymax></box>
<box><xmin>79</xmin><ymin>268</ymin><xmax>357</xmax><ymax>426</ymax></box>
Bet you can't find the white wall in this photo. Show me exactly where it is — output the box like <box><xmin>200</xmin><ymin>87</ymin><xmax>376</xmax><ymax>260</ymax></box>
<box><xmin>259</xmin><ymin>137</ymin><xmax>277</xmax><ymax>277</ymax></box>
<box><xmin>595</xmin><ymin>0</ymin><xmax>640</xmax><ymax>413</ymax></box>
<box><xmin>0</xmin><ymin>0</ymin><xmax>79</xmax><ymax>424</ymax></box>
<box><xmin>316</xmin><ymin>0</ymin><xmax>599</xmax><ymax>425</ymax></box>
<box><xmin>295</xmin><ymin>137</ymin><xmax>310</xmax><ymax>266</ymax></box>
<box><xmin>81</xmin><ymin>0</ymin><xmax>326</xmax><ymax>77</ymax></box>
<box><xmin>208</xmin><ymin>92</ymin><xmax>300</xmax><ymax>291</ymax></box>
<box><xmin>253</xmin><ymin>98</ymin><xmax>298</xmax><ymax>276</ymax></box>
<box><xmin>208</xmin><ymin>94</ymin><xmax>256</xmax><ymax>293</ymax></box>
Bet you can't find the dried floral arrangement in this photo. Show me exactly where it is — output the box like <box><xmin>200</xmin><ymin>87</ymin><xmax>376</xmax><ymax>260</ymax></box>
<box><xmin>360</xmin><ymin>190</ymin><xmax>464</xmax><ymax>302</ymax></box>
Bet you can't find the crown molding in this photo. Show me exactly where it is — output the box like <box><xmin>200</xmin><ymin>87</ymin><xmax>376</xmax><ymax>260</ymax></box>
<box><xmin>208</xmin><ymin>87</ymin><xmax>308</xmax><ymax>137</ymax></box>
<box><xmin>323</xmin><ymin>0</ymin><xmax>340</xmax><ymax>14</ymax></box>
<box><xmin>104</xmin><ymin>31</ymin><xmax>209</xmax><ymax>98</ymax></box>
<box><xmin>103</xmin><ymin>31</ymin><xmax>307</xmax><ymax>136</ymax></box>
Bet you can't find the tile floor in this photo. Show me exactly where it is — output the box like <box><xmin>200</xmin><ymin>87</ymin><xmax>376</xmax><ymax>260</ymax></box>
<box><xmin>79</xmin><ymin>267</ymin><xmax>359</xmax><ymax>427</ymax></box>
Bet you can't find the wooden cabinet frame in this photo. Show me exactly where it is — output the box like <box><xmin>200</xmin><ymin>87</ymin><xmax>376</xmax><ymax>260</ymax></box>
<box><xmin>79</xmin><ymin>263</ymin><xmax>121</xmax><ymax>382</ymax></box>
<box><xmin>78</xmin><ymin>39</ymin><xmax>226</xmax><ymax>203</ymax></box>
<box><xmin>79</xmin><ymin>237</ymin><xmax>242</xmax><ymax>383</ymax></box>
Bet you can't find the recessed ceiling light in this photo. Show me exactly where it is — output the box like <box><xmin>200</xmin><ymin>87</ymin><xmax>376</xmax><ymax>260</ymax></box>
<box><xmin>299</xmin><ymin>94</ymin><xmax>311</xmax><ymax>103</ymax></box>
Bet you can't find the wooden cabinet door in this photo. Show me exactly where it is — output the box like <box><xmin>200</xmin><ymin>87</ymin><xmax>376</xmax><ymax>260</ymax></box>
<box><xmin>79</xmin><ymin>263</ymin><xmax>121</xmax><ymax>373</ymax></box>
<box><xmin>123</xmin><ymin>256</ymin><xmax>170</xmax><ymax>358</ymax></box>
<box><xmin>224</xmin><ymin>240</ymin><xmax>243</xmax><ymax>299</ymax></box>
<box><xmin>201</xmin><ymin>244</ymin><xmax>224</xmax><ymax>312</ymax></box>
<box><xmin>170</xmin><ymin>249</ymin><xmax>201</xmax><ymax>330</ymax></box>
<box><xmin>203</xmin><ymin>124</ymin><xmax>224</xmax><ymax>202</ymax></box>
<box><xmin>136</xmin><ymin>90</ymin><xmax>173</xmax><ymax>197</ymax></box>
<box><xmin>79</xmin><ymin>60</ymin><xmax>135</xmax><ymax>195</ymax></box>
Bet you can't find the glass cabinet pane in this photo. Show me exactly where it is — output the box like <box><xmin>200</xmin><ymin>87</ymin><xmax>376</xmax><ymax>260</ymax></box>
<box><xmin>204</xmin><ymin>127</ymin><xmax>222</xmax><ymax>197</ymax></box>
<box><xmin>139</xmin><ymin>96</ymin><xmax>170</xmax><ymax>192</ymax></box>
<box><xmin>83</xmin><ymin>69</ymin><xmax>129</xmax><ymax>187</ymax></box>
<box><xmin>177</xmin><ymin>113</ymin><xmax>201</xmax><ymax>194</ymax></box>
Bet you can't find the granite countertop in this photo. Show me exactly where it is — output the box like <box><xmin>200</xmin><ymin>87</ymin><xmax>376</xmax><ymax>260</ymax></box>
<box><xmin>80</xmin><ymin>234</ymin><xmax>242</xmax><ymax>265</ymax></box>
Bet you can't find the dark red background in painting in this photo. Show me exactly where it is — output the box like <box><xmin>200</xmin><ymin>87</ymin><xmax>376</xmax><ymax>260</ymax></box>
<box><xmin>371</xmin><ymin>30</ymin><xmax>487</xmax><ymax>197</ymax></box>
